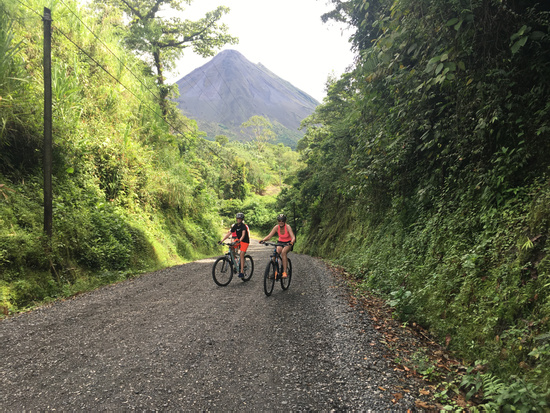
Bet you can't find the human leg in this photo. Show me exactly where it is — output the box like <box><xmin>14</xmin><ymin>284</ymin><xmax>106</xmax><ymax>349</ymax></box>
<box><xmin>239</xmin><ymin>250</ymin><xmax>246</xmax><ymax>274</ymax></box>
<box><xmin>238</xmin><ymin>242</ymin><xmax>249</xmax><ymax>277</ymax></box>
<box><xmin>281</xmin><ymin>245</ymin><xmax>291</xmax><ymax>277</ymax></box>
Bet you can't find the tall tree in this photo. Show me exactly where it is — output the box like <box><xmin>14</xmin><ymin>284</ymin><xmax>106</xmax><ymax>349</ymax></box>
<box><xmin>100</xmin><ymin>0</ymin><xmax>238</xmax><ymax>116</ymax></box>
<box><xmin>241</xmin><ymin>115</ymin><xmax>275</xmax><ymax>152</ymax></box>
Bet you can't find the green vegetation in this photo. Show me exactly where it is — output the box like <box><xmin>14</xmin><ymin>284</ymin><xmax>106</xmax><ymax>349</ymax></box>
<box><xmin>0</xmin><ymin>0</ymin><xmax>295</xmax><ymax>316</ymax></box>
<box><xmin>3</xmin><ymin>0</ymin><xmax>549</xmax><ymax>408</ymax></box>
<box><xmin>215</xmin><ymin>138</ymin><xmax>301</xmax><ymax>235</ymax></box>
<box><xmin>289</xmin><ymin>0</ymin><xmax>550</xmax><ymax>407</ymax></box>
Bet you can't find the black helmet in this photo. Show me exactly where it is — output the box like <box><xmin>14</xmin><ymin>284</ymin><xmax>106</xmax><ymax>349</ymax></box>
<box><xmin>277</xmin><ymin>214</ymin><xmax>286</xmax><ymax>222</ymax></box>
<box><xmin>236</xmin><ymin>212</ymin><xmax>244</xmax><ymax>219</ymax></box>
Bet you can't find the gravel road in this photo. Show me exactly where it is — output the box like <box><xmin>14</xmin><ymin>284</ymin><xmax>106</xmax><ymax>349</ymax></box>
<box><xmin>0</xmin><ymin>242</ymin><xmax>427</xmax><ymax>411</ymax></box>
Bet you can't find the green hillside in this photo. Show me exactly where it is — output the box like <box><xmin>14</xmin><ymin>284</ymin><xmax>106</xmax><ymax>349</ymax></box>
<box><xmin>287</xmin><ymin>0</ymin><xmax>550</xmax><ymax>409</ymax></box>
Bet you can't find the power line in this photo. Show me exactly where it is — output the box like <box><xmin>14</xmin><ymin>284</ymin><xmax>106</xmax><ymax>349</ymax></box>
<box><xmin>12</xmin><ymin>0</ymin><xmax>42</xmax><ymax>18</ymax></box>
<box><xmin>211</xmin><ymin>59</ymin><xmax>250</xmax><ymax>122</ymax></box>
<box><xmin>56</xmin><ymin>23</ymin><xmax>225</xmax><ymax>158</ymax></box>
<box><xmin>53</xmin><ymin>0</ymin><xmax>227</xmax><ymax>159</ymax></box>
<box><xmin>56</xmin><ymin>0</ymin><xmax>260</xmax><ymax>146</ymax></box>
<box><xmin>11</xmin><ymin>0</ymin><xmax>225</xmax><ymax>159</ymax></box>
<box><xmin>15</xmin><ymin>0</ymin><xmax>196</xmax><ymax>139</ymax></box>
<box><xmin>57</xmin><ymin>0</ymin><xmax>162</xmax><ymax>105</ymax></box>
<box><xmin>173</xmin><ymin>62</ymin><xmax>237</xmax><ymax>133</ymax></box>
<box><xmin>53</xmin><ymin>26</ymin><xmax>171</xmax><ymax>126</ymax></box>
<box><xmin>57</xmin><ymin>0</ymin><xmax>242</xmax><ymax>144</ymax></box>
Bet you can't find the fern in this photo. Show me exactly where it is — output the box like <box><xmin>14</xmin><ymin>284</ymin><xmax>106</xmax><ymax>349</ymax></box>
<box><xmin>476</xmin><ymin>373</ymin><xmax>548</xmax><ymax>412</ymax></box>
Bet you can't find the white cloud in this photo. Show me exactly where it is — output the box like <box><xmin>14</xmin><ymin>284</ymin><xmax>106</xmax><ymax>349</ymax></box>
<box><xmin>166</xmin><ymin>0</ymin><xmax>355</xmax><ymax>102</ymax></box>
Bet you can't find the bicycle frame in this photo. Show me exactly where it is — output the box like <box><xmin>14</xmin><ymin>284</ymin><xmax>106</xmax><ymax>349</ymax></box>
<box><xmin>269</xmin><ymin>247</ymin><xmax>282</xmax><ymax>270</ymax></box>
<box><xmin>225</xmin><ymin>243</ymin><xmax>240</xmax><ymax>272</ymax></box>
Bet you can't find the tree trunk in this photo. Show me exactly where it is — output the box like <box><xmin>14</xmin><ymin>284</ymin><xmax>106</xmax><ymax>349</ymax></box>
<box><xmin>153</xmin><ymin>49</ymin><xmax>168</xmax><ymax>118</ymax></box>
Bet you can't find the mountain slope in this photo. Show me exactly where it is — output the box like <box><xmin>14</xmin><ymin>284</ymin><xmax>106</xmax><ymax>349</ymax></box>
<box><xmin>174</xmin><ymin>50</ymin><xmax>319</xmax><ymax>147</ymax></box>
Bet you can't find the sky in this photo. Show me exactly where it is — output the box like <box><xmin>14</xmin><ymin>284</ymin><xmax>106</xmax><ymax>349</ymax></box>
<box><xmin>165</xmin><ymin>0</ymin><xmax>356</xmax><ymax>103</ymax></box>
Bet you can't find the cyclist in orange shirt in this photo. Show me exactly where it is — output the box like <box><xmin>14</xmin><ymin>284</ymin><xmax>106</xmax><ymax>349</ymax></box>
<box><xmin>220</xmin><ymin>212</ymin><xmax>250</xmax><ymax>278</ymax></box>
<box><xmin>260</xmin><ymin>214</ymin><xmax>295</xmax><ymax>278</ymax></box>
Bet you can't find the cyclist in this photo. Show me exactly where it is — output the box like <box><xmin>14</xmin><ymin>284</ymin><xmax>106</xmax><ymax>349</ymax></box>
<box><xmin>220</xmin><ymin>212</ymin><xmax>250</xmax><ymax>278</ymax></box>
<box><xmin>259</xmin><ymin>214</ymin><xmax>295</xmax><ymax>278</ymax></box>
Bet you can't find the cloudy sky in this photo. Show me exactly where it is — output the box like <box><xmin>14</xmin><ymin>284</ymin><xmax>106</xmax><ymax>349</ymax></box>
<box><xmin>165</xmin><ymin>0</ymin><xmax>356</xmax><ymax>102</ymax></box>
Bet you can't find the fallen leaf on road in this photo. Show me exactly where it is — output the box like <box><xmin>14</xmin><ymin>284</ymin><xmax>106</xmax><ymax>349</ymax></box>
<box><xmin>416</xmin><ymin>400</ymin><xmax>436</xmax><ymax>409</ymax></box>
<box><xmin>392</xmin><ymin>393</ymin><xmax>403</xmax><ymax>403</ymax></box>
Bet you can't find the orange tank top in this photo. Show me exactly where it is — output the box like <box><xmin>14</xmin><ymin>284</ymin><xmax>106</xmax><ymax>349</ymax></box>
<box><xmin>277</xmin><ymin>224</ymin><xmax>291</xmax><ymax>243</ymax></box>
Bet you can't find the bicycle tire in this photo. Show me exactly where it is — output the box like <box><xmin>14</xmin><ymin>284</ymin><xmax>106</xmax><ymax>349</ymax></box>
<box><xmin>281</xmin><ymin>258</ymin><xmax>292</xmax><ymax>290</ymax></box>
<box><xmin>241</xmin><ymin>255</ymin><xmax>254</xmax><ymax>281</ymax></box>
<box><xmin>212</xmin><ymin>256</ymin><xmax>233</xmax><ymax>286</ymax></box>
<box><xmin>263</xmin><ymin>261</ymin><xmax>276</xmax><ymax>296</ymax></box>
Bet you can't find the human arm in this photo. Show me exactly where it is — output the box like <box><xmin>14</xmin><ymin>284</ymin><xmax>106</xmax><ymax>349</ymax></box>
<box><xmin>260</xmin><ymin>225</ymin><xmax>278</xmax><ymax>243</ymax></box>
<box><xmin>287</xmin><ymin>225</ymin><xmax>296</xmax><ymax>245</ymax></box>
<box><xmin>220</xmin><ymin>227</ymin><xmax>233</xmax><ymax>243</ymax></box>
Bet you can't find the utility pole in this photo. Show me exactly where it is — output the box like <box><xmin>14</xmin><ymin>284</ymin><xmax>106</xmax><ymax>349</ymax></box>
<box><xmin>43</xmin><ymin>8</ymin><xmax>52</xmax><ymax>238</ymax></box>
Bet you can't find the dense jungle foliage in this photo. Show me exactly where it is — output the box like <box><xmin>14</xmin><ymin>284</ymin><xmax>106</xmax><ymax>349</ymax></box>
<box><xmin>0</xmin><ymin>0</ymin><xmax>294</xmax><ymax>315</ymax></box>
<box><xmin>286</xmin><ymin>0</ymin><xmax>550</xmax><ymax>408</ymax></box>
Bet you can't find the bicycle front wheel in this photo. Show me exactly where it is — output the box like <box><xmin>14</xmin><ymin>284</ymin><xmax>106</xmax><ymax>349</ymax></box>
<box><xmin>263</xmin><ymin>261</ymin><xmax>276</xmax><ymax>296</ymax></box>
<box><xmin>212</xmin><ymin>256</ymin><xmax>233</xmax><ymax>286</ymax></box>
<box><xmin>281</xmin><ymin>258</ymin><xmax>292</xmax><ymax>290</ymax></box>
<box><xmin>242</xmin><ymin>255</ymin><xmax>254</xmax><ymax>281</ymax></box>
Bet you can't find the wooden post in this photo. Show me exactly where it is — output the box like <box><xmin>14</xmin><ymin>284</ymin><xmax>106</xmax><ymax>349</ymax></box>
<box><xmin>43</xmin><ymin>8</ymin><xmax>52</xmax><ymax>237</ymax></box>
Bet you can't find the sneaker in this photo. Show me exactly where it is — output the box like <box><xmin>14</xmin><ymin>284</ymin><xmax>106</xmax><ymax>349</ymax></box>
<box><xmin>282</xmin><ymin>272</ymin><xmax>288</xmax><ymax>278</ymax></box>
<box><xmin>238</xmin><ymin>273</ymin><xmax>244</xmax><ymax>278</ymax></box>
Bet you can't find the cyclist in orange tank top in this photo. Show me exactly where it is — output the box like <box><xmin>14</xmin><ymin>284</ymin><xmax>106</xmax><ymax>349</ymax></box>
<box><xmin>260</xmin><ymin>214</ymin><xmax>295</xmax><ymax>278</ymax></box>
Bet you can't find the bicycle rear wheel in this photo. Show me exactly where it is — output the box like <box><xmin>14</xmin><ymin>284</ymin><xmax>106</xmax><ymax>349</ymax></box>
<box><xmin>212</xmin><ymin>256</ymin><xmax>233</xmax><ymax>286</ymax></box>
<box><xmin>263</xmin><ymin>261</ymin><xmax>276</xmax><ymax>296</ymax></box>
<box><xmin>281</xmin><ymin>258</ymin><xmax>292</xmax><ymax>290</ymax></box>
<box><xmin>241</xmin><ymin>255</ymin><xmax>254</xmax><ymax>281</ymax></box>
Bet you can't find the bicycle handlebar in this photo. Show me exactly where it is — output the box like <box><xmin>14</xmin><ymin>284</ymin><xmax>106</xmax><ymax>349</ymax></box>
<box><xmin>219</xmin><ymin>241</ymin><xmax>240</xmax><ymax>247</ymax></box>
<box><xmin>259</xmin><ymin>241</ymin><xmax>292</xmax><ymax>247</ymax></box>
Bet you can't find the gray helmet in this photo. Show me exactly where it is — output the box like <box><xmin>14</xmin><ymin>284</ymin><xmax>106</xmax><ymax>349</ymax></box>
<box><xmin>277</xmin><ymin>214</ymin><xmax>286</xmax><ymax>222</ymax></box>
<box><xmin>236</xmin><ymin>212</ymin><xmax>244</xmax><ymax>220</ymax></box>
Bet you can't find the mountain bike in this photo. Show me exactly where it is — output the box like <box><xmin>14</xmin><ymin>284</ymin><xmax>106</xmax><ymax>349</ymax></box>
<box><xmin>212</xmin><ymin>241</ymin><xmax>254</xmax><ymax>286</ymax></box>
<box><xmin>260</xmin><ymin>241</ymin><xmax>292</xmax><ymax>296</ymax></box>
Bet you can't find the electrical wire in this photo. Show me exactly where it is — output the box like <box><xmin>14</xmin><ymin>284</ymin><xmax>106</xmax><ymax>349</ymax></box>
<box><xmin>57</xmin><ymin>0</ymin><xmax>163</xmax><ymax>104</ymax></box>
<box><xmin>58</xmin><ymin>0</ymin><xmax>238</xmax><ymax>142</ymax></box>
<box><xmin>9</xmin><ymin>0</ymin><xmax>237</xmax><ymax>160</ymax></box>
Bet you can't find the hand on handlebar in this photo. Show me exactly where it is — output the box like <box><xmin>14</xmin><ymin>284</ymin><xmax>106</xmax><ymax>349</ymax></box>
<box><xmin>259</xmin><ymin>240</ymin><xmax>265</xmax><ymax>244</ymax></box>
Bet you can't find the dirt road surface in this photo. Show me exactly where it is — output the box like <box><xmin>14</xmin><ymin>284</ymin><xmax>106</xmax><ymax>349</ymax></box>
<box><xmin>1</xmin><ymin>242</ymin><xmax>427</xmax><ymax>410</ymax></box>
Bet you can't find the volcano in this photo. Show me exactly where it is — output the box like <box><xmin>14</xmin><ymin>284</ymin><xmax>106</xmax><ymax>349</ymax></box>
<box><xmin>173</xmin><ymin>50</ymin><xmax>319</xmax><ymax>147</ymax></box>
